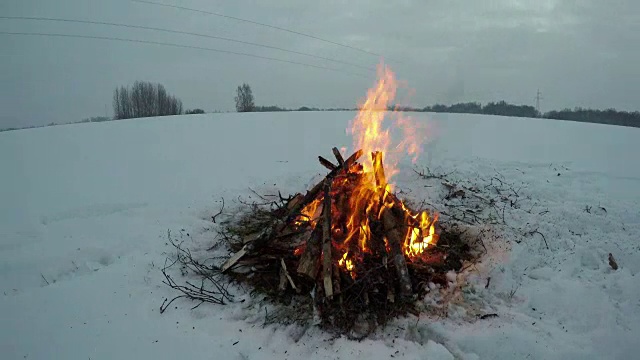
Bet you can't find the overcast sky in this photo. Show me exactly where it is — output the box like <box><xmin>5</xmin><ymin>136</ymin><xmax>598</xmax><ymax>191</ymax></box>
<box><xmin>1</xmin><ymin>0</ymin><xmax>639</xmax><ymax>128</ymax></box>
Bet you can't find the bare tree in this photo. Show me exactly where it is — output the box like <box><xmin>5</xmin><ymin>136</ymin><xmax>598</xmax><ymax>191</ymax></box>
<box><xmin>112</xmin><ymin>81</ymin><xmax>183</xmax><ymax>120</ymax></box>
<box><xmin>157</xmin><ymin>84</ymin><xmax>168</xmax><ymax>116</ymax></box>
<box><xmin>119</xmin><ymin>86</ymin><xmax>131</xmax><ymax>119</ymax></box>
<box><xmin>235</xmin><ymin>83</ymin><xmax>255</xmax><ymax>112</ymax></box>
<box><xmin>113</xmin><ymin>87</ymin><xmax>121</xmax><ymax>120</ymax></box>
<box><xmin>167</xmin><ymin>95</ymin><xmax>183</xmax><ymax>116</ymax></box>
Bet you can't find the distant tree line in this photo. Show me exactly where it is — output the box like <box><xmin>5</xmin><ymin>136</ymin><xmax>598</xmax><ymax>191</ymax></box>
<box><xmin>251</xmin><ymin>105</ymin><xmax>325</xmax><ymax>112</ymax></box>
<box><xmin>113</xmin><ymin>81</ymin><xmax>183</xmax><ymax>120</ymax></box>
<box><xmin>415</xmin><ymin>101</ymin><xmax>539</xmax><ymax>118</ymax></box>
<box><xmin>234</xmin><ymin>83</ymin><xmax>331</xmax><ymax>112</ymax></box>
<box><xmin>543</xmin><ymin>107</ymin><xmax>640</xmax><ymax>127</ymax></box>
<box><xmin>80</xmin><ymin>116</ymin><xmax>111</xmax><ymax>123</ymax></box>
<box><xmin>387</xmin><ymin>101</ymin><xmax>640</xmax><ymax>127</ymax></box>
<box><xmin>4</xmin><ymin>82</ymin><xmax>640</xmax><ymax>133</ymax></box>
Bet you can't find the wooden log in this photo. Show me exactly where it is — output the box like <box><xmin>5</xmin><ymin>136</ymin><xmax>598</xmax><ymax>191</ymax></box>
<box><xmin>332</xmin><ymin>263</ymin><xmax>342</xmax><ymax>296</ymax></box>
<box><xmin>318</xmin><ymin>156</ymin><xmax>337</xmax><ymax>171</ymax></box>
<box><xmin>332</xmin><ymin>264</ymin><xmax>344</xmax><ymax>308</ymax></box>
<box><xmin>242</xmin><ymin>231</ymin><xmax>263</xmax><ymax>245</ymax></box>
<box><xmin>243</xmin><ymin>227</ymin><xmax>306</xmax><ymax>245</ymax></box>
<box><xmin>222</xmin><ymin>149</ymin><xmax>363</xmax><ymax>273</ymax></box>
<box><xmin>296</xmin><ymin>224</ymin><xmax>323</xmax><ymax>279</ymax></box>
<box><xmin>315</xmin><ymin>271</ymin><xmax>325</xmax><ymax>308</ymax></box>
<box><xmin>285</xmin><ymin>149</ymin><xmax>362</xmax><ymax>224</ymax></box>
<box><xmin>274</xmin><ymin>193</ymin><xmax>304</xmax><ymax>218</ymax></box>
<box><xmin>332</xmin><ymin>147</ymin><xmax>345</xmax><ymax>166</ymax></box>
<box><xmin>281</xmin><ymin>258</ymin><xmax>299</xmax><ymax>293</ymax></box>
<box><xmin>286</xmin><ymin>193</ymin><xmax>304</xmax><ymax>211</ymax></box>
<box><xmin>343</xmin><ymin>149</ymin><xmax>363</xmax><ymax>168</ymax></box>
<box><xmin>278</xmin><ymin>260</ymin><xmax>289</xmax><ymax>292</ymax></box>
<box><xmin>221</xmin><ymin>219</ymin><xmax>284</xmax><ymax>272</ymax></box>
<box><xmin>322</xmin><ymin>180</ymin><xmax>334</xmax><ymax>298</ymax></box>
<box><xmin>381</xmin><ymin>207</ymin><xmax>413</xmax><ymax>299</ymax></box>
<box><xmin>369</xmin><ymin>217</ymin><xmax>387</xmax><ymax>257</ymax></box>
<box><xmin>222</xmin><ymin>247</ymin><xmax>248</xmax><ymax>272</ymax></box>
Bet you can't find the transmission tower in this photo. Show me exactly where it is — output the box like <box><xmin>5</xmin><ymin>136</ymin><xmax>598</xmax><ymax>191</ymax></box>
<box><xmin>535</xmin><ymin>89</ymin><xmax>543</xmax><ymax>116</ymax></box>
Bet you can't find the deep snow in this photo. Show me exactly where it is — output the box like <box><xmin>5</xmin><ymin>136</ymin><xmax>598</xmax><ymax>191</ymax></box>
<box><xmin>1</xmin><ymin>111</ymin><xmax>639</xmax><ymax>359</ymax></box>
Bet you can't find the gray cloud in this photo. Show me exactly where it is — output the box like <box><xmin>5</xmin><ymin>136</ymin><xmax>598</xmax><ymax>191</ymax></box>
<box><xmin>1</xmin><ymin>0</ymin><xmax>639</xmax><ymax>128</ymax></box>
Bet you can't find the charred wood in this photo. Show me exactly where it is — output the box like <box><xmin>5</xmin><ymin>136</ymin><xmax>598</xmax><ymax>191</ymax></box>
<box><xmin>322</xmin><ymin>180</ymin><xmax>334</xmax><ymax>298</ymax></box>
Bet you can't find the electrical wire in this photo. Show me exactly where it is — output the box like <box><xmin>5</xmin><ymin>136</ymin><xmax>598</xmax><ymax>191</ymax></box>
<box><xmin>130</xmin><ymin>0</ymin><xmax>383</xmax><ymax>58</ymax></box>
<box><xmin>0</xmin><ymin>31</ymin><xmax>370</xmax><ymax>78</ymax></box>
<box><xmin>0</xmin><ymin>16</ymin><xmax>375</xmax><ymax>72</ymax></box>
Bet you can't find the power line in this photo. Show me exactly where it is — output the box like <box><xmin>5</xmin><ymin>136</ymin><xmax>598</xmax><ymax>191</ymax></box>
<box><xmin>131</xmin><ymin>0</ymin><xmax>383</xmax><ymax>58</ymax></box>
<box><xmin>0</xmin><ymin>16</ymin><xmax>375</xmax><ymax>72</ymax></box>
<box><xmin>0</xmin><ymin>31</ymin><xmax>370</xmax><ymax>77</ymax></box>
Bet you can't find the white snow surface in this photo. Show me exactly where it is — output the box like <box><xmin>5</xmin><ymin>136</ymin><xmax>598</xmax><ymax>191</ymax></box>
<box><xmin>1</xmin><ymin>111</ymin><xmax>639</xmax><ymax>359</ymax></box>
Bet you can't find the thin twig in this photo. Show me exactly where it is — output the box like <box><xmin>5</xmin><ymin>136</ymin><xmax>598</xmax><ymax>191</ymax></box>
<box><xmin>212</xmin><ymin>198</ymin><xmax>225</xmax><ymax>223</ymax></box>
<box><xmin>248</xmin><ymin>187</ymin><xmax>268</xmax><ymax>201</ymax></box>
<box><xmin>525</xmin><ymin>229</ymin><xmax>549</xmax><ymax>250</ymax></box>
<box><xmin>160</xmin><ymin>230</ymin><xmax>234</xmax><ymax>314</ymax></box>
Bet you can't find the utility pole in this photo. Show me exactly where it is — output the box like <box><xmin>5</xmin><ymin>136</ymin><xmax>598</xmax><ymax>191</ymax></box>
<box><xmin>535</xmin><ymin>89</ymin><xmax>543</xmax><ymax>117</ymax></box>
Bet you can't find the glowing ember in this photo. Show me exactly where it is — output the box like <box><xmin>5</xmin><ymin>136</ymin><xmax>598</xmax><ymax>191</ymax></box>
<box><xmin>338</xmin><ymin>252</ymin><xmax>355</xmax><ymax>272</ymax></box>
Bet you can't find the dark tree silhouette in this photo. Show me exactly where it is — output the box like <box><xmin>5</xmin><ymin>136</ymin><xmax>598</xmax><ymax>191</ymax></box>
<box><xmin>235</xmin><ymin>83</ymin><xmax>255</xmax><ymax>112</ymax></box>
<box><xmin>113</xmin><ymin>81</ymin><xmax>183</xmax><ymax>119</ymax></box>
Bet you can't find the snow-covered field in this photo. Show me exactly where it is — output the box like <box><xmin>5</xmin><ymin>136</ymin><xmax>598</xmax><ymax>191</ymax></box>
<box><xmin>1</xmin><ymin>111</ymin><xmax>639</xmax><ymax>359</ymax></box>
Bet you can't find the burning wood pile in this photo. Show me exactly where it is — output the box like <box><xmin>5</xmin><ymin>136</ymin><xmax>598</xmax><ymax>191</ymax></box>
<box><xmin>222</xmin><ymin>147</ymin><xmax>439</xmax><ymax>300</ymax></box>
<box><xmin>218</xmin><ymin>146</ymin><xmax>470</xmax><ymax>335</ymax></box>
<box><xmin>212</xmin><ymin>65</ymin><xmax>472</xmax><ymax>334</ymax></box>
<box><xmin>158</xmin><ymin>64</ymin><xmax>479</xmax><ymax>337</ymax></box>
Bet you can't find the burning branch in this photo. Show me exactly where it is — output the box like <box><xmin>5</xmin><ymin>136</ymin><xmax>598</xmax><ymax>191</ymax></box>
<box><xmin>321</xmin><ymin>179</ymin><xmax>334</xmax><ymax>298</ymax></box>
<box><xmin>332</xmin><ymin>147</ymin><xmax>345</xmax><ymax>166</ymax></box>
<box><xmin>318</xmin><ymin>156</ymin><xmax>337</xmax><ymax>171</ymax></box>
<box><xmin>381</xmin><ymin>205</ymin><xmax>413</xmax><ymax>299</ymax></box>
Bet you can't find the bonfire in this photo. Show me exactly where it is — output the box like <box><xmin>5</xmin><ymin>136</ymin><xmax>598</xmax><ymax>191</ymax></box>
<box><xmin>162</xmin><ymin>64</ymin><xmax>474</xmax><ymax>336</ymax></box>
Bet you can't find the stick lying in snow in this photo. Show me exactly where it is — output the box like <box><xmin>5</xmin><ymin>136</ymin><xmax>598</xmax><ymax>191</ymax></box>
<box><xmin>608</xmin><ymin>253</ymin><xmax>618</xmax><ymax>270</ymax></box>
<box><xmin>479</xmin><ymin>313</ymin><xmax>498</xmax><ymax>319</ymax></box>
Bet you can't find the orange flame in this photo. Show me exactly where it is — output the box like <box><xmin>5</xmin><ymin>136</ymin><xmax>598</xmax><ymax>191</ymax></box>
<box><xmin>295</xmin><ymin>198</ymin><xmax>322</xmax><ymax>227</ymax></box>
<box><xmin>405</xmin><ymin>212</ymin><xmax>439</xmax><ymax>257</ymax></box>
<box><xmin>338</xmin><ymin>252</ymin><xmax>355</xmax><ymax>272</ymax></box>
<box><xmin>297</xmin><ymin>62</ymin><xmax>437</xmax><ymax>273</ymax></box>
<box><xmin>349</xmin><ymin>66</ymin><xmax>396</xmax><ymax>176</ymax></box>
